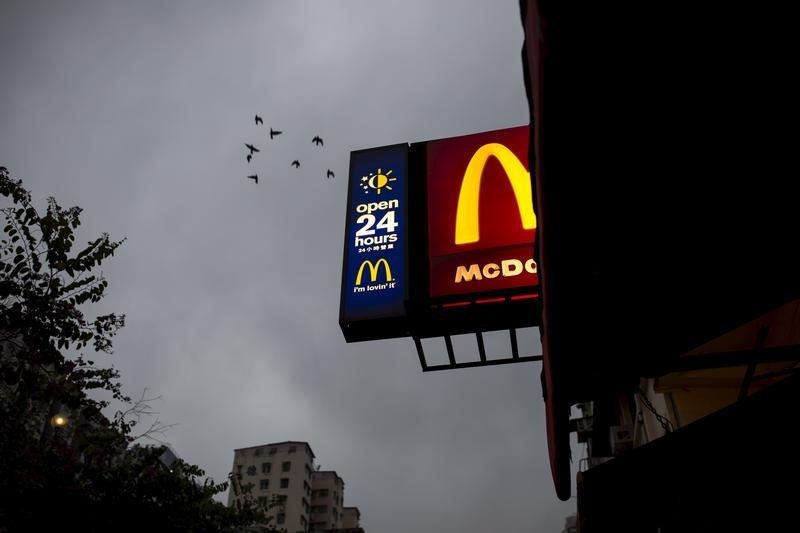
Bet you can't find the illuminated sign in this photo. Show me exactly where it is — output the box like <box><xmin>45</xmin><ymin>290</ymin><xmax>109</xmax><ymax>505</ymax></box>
<box><xmin>340</xmin><ymin>144</ymin><xmax>408</xmax><ymax>332</ymax></box>
<box><xmin>427</xmin><ymin>126</ymin><xmax>537</xmax><ymax>298</ymax></box>
<box><xmin>339</xmin><ymin>126</ymin><xmax>538</xmax><ymax>343</ymax></box>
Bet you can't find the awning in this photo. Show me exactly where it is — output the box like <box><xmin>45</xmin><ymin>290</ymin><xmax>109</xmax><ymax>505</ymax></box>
<box><xmin>576</xmin><ymin>372</ymin><xmax>800</xmax><ymax>531</ymax></box>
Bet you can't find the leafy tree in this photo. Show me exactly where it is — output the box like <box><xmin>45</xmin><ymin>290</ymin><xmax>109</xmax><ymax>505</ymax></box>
<box><xmin>0</xmin><ymin>167</ymin><xmax>276</xmax><ymax>531</ymax></box>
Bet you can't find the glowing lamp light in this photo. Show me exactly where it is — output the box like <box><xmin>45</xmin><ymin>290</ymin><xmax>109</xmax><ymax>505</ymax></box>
<box><xmin>51</xmin><ymin>414</ymin><xmax>68</xmax><ymax>427</ymax></box>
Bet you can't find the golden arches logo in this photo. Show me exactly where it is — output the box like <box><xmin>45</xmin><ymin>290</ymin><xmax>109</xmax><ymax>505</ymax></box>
<box><xmin>454</xmin><ymin>142</ymin><xmax>537</xmax><ymax>245</ymax></box>
<box><xmin>355</xmin><ymin>258</ymin><xmax>392</xmax><ymax>285</ymax></box>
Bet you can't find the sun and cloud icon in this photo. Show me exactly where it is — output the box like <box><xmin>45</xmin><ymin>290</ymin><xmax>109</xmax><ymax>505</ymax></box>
<box><xmin>361</xmin><ymin>168</ymin><xmax>396</xmax><ymax>195</ymax></box>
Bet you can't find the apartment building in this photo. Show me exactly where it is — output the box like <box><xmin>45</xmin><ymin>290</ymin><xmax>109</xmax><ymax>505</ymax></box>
<box><xmin>227</xmin><ymin>441</ymin><xmax>315</xmax><ymax>532</ymax></box>
<box><xmin>309</xmin><ymin>471</ymin><xmax>344</xmax><ymax>530</ymax></box>
<box><xmin>227</xmin><ymin>441</ymin><xmax>365</xmax><ymax>532</ymax></box>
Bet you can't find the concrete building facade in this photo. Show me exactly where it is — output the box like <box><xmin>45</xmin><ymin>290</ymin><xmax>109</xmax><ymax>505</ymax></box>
<box><xmin>309</xmin><ymin>471</ymin><xmax>344</xmax><ymax>530</ymax></box>
<box><xmin>227</xmin><ymin>441</ymin><xmax>363</xmax><ymax>532</ymax></box>
<box><xmin>228</xmin><ymin>441</ymin><xmax>315</xmax><ymax>532</ymax></box>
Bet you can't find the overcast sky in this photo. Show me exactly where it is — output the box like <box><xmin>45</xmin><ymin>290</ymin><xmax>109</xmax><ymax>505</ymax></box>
<box><xmin>0</xmin><ymin>1</ymin><xmax>577</xmax><ymax>531</ymax></box>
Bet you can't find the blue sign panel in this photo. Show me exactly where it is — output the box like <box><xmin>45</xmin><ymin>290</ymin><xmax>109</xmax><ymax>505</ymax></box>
<box><xmin>340</xmin><ymin>144</ymin><xmax>408</xmax><ymax>327</ymax></box>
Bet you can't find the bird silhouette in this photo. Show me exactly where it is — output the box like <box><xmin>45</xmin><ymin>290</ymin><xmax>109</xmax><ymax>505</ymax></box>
<box><xmin>246</xmin><ymin>154</ymin><xmax>252</xmax><ymax>163</ymax></box>
<box><xmin>270</xmin><ymin>128</ymin><xmax>282</xmax><ymax>139</ymax></box>
<box><xmin>312</xmin><ymin>136</ymin><xmax>324</xmax><ymax>147</ymax></box>
<box><xmin>326</xmin><ymin>169</ymin><xmax>335</xmax><ymax>179</ymax></box>
<box><xmin>246</xmin><ymin>175</ymin><xmax>258</xmax><ymax>184</ymax></box>
<box><xmin>245</xmin><ymin>143</ymin><xmax>260</xmax><ymax>155</ymax></box>
<box><xmin>255</xmin><ymin>115</ymin><xmax>263</xmax><ymax>125</ymax></box>
<box><xmin>291</xmin><ymin>160</ymin><xmax>300</xmax><ymax>168</ymax></box>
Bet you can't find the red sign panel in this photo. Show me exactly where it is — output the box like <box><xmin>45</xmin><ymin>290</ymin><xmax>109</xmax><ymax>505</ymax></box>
<box><xmin>426</xmin><ymin>125</ymin><xmax>538</xmax><ymax>299</ymax></box>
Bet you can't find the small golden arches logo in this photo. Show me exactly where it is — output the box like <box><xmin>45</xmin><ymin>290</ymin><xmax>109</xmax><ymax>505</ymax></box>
<box><xmin>355</xmin><ymin>258</ymin><xmax>393</xmax><ymax>285</ymax></box>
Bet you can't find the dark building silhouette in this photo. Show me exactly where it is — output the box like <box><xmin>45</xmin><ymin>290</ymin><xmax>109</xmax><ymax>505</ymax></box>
<box><xmin>520</xmin><ymin>1</ymin><xmax>798</xmax><ymax>530</ymax></box>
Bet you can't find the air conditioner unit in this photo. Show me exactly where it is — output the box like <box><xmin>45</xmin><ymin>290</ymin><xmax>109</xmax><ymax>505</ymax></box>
<box><xmin>575</xmin><ymin>416</ymin><xmax>593</xmax><ymax>433</ymax></box>
<box><xmin>575</xmin><ymin>402</ymin><xmax>593</xmax><ymax>417</ymax></box>
<box><xmin>572</xmin><ymin>416</ymin><xmax>593</xmax><ymax>443</ymax></box>
<box><xmin>610</xmin><ymin>424</ymin><xmax>633</xmax><ymax>455</ymax></box>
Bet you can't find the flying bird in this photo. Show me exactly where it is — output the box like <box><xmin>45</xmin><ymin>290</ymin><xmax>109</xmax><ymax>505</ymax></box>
<box><xmin>245</xmin><ymin>143</ymin><xmax>260</xmax><ymax>155</ymax></box>
<box><xmin>246</xmin><ymin>174</ymin><xmax>258</xmax><ymax>184</ymax></box>
<box><xmin>255</xmin><ymin>115</ymin><xmax>263</xmax><ymax>125</ymax></box>
<box><xmin>270</xmin><ymin>128</ymin><xmax>282</xmax><ymax>139</ymax></box>
<box><xmin>312</xmin><ymin>136</ymin><xmax>324</xmax><ymax>147</ymax></box>
<box><xmin>291</xmin><ymin>160</ymin><xmax>300</xmax><ymax>168</ymax></box>
<box><xmin>246</xmin><ymin>154</ymin><xmax>252</xmax><ymax>163</ymax></box>
<box><xmin>326</xmin><ymin>169</ymin><xmax>335</xmax><ymax>179</ymax></box>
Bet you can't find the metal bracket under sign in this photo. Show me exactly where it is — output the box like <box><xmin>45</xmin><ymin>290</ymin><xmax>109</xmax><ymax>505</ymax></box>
<box><xmin>413</xmin><ymin>328</ymin><xmax>543</xmax><ymax>372</ymax></box>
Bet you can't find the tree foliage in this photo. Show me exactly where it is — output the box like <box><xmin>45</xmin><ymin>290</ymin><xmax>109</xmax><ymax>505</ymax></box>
<box><xmin>0</xmin><ymin>168</ymin><xmax>275</xmax><ymax>531</ymax></box>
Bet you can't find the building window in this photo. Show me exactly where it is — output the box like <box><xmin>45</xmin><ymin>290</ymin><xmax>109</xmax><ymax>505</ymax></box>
<box><xmin>269</xmin><ymin>447</ymin><xmax>277</xmax><ymax>455</ymax></box>
<box><xmin>289</xmin><ymin>445</ymin><xmax>297</xmax><ymax>454</ymax></box>
<box><xmin>260</xmin><ymin>479</ymin><xmax>269</xmax><ymax>490</ymax></box>
<box><xmin>276</xmin><ymin>495</ymin><xmax>287</xmax><ymax>506</ymax></box>
<box><xmin>311</xmin><ymin>505</ymin><xmax>328</xmax><ymax>514</ymax></box>
<box><xmin>236</xmin><ymin>464</ymin><xmax>242</xmax><ymax>475</ymax></box>
<box><xmin>254</xmin><ymin>447</ymin><xmax>263</xmax><ymax>456</ymax></box>
<box><xmin>247</xmin><ymin>465</ymin><xmax>257</xmax><ymax>476</ymax></box>
<box><xmin>300</xmin><ymin>516</ymin><xmax>307</xmax><ymax>528</ymax></box>
<box><xmin>277</xmin><ymin>513</ymin><xmax>285</xmax><ymax>525</ymax></box>
<box><xmin>282</xmin><ymin>461</ymin><xmax>291</xmax><ymax>472</ymax></box>
<box><xmin>305</xmin><ymin>463</ymin><xmax>312</xmax><ymax>478</ymax></box>
<box><xmin>280</xmin><ymin>478</ymin><xmax>289</xmax><ymax>489</ymax></box>
<box><xmin>262</xmin><ymin>462</ymin><xmax>271</xmax><ymax>474</ymax></box>
<box><xmin>302</xmin><ymin>498</ymin><xmax>309</xmax><ymax>514</ymax></box>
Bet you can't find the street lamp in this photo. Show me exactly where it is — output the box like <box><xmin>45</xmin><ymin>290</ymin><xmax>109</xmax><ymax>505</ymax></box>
<box><xmin>40</xmin><ymin>411</ymin><xmax>70</xmax><ymax>444</ymax></box>
<box><xmin>51</xmin><ymin>413</ymin><xmax>69</xmax><ymax>428</ymax></box>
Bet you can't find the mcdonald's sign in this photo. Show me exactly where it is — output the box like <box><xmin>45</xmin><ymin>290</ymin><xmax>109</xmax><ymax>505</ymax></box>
<box><xmin>340</xmin><ymin>143</ymin><xmax>409</xmax><ymax>340</ymax></box>
<box><xmin>426</xmin><ymin>125</ymin><xmax>538</xmax><ymax>298</ymax></box>
<box><xmin>340</xmin><ymin>127</ymin><xmax>537</xmax><ymax>343</ymax></box>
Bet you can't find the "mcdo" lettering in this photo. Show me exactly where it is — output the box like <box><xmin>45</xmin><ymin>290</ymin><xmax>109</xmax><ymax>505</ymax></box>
<box><xmin>454</xmin><ymin>258</ymin><xmax>538</xmax><ymax>283</ymax></box>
